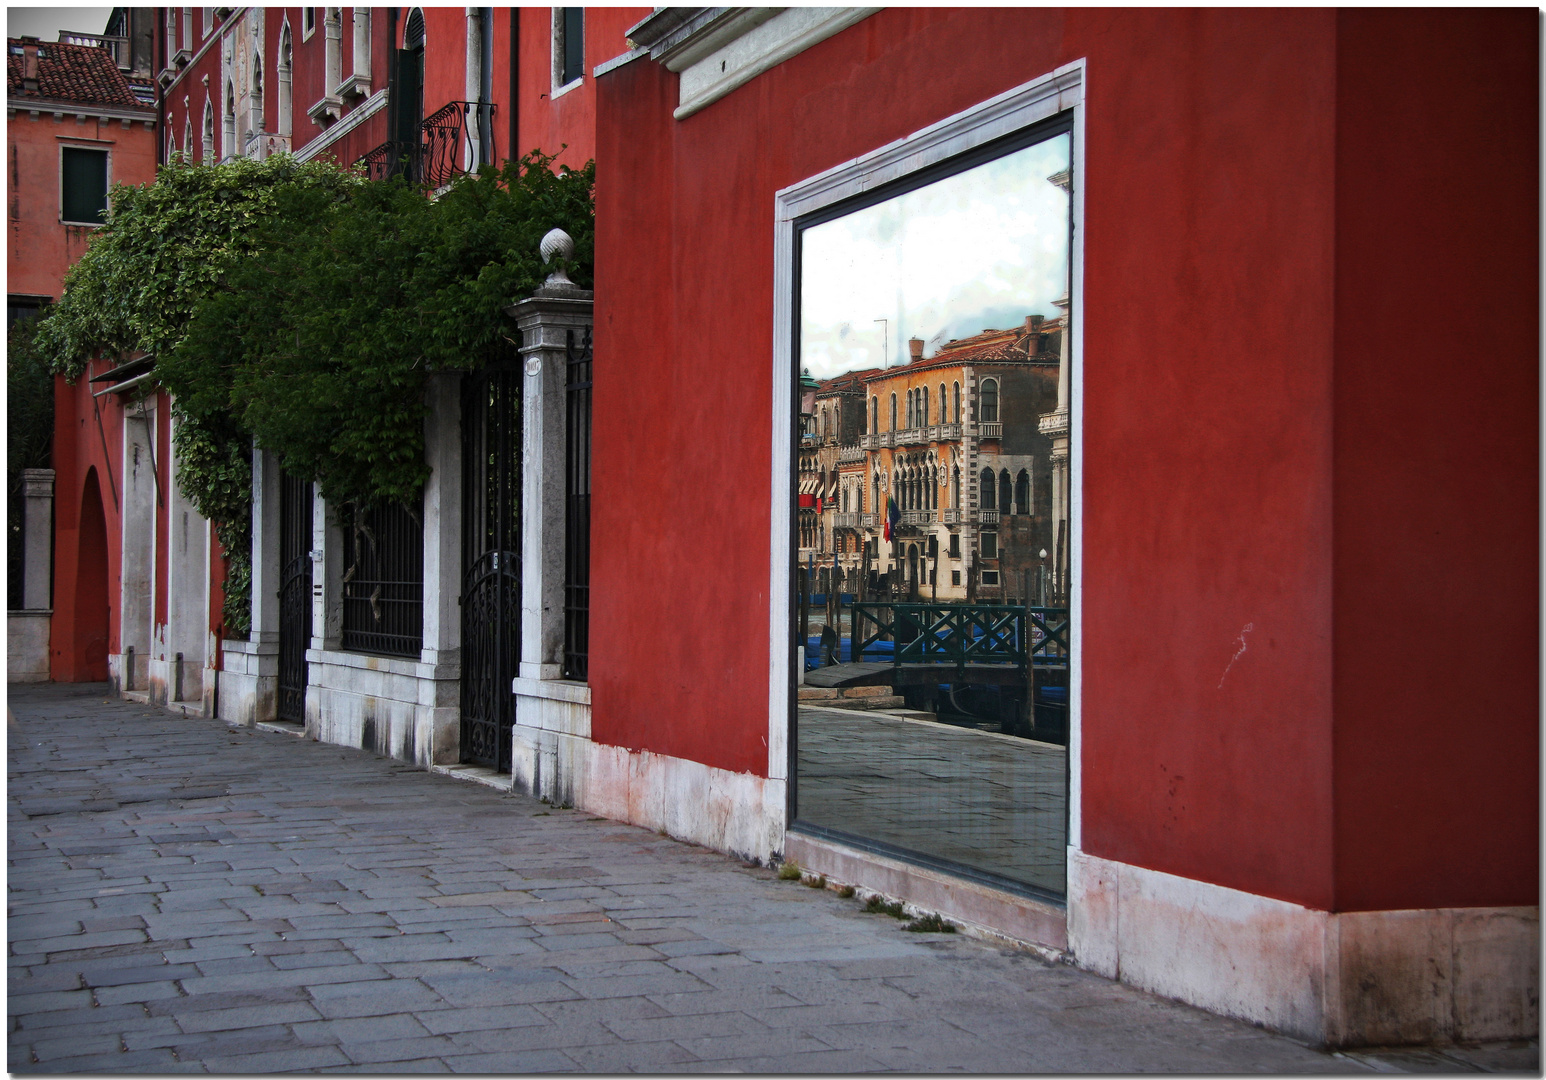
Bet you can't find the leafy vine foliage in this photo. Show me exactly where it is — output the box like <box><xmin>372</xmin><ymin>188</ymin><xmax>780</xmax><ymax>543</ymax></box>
<box><xmin>39</xmin><ymin>151</ymin><xmax>595</xmax><ymax>637</ymax></box>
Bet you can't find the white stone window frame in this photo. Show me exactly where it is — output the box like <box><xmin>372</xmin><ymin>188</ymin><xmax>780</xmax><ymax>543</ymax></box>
<box><xmin>550</xmin><ymin>7</ymin><xmax>583</xmax><ymax>100</ymax></box>
<box><xmin>302</xmin><ymin>6</ymin><xmax>316</xmax><ymax>43</ymax></box>
<box><xmin>769</xmin><ymin>59</ymin><xmax>1086</xmax><ymax>843</ymax></box>
<box><xmin>58</xmin><ymin>143</ymin><xmax>112</xmax><ymax>227</ymax></box>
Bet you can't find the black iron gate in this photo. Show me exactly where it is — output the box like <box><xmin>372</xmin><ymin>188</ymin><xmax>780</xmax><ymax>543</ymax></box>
<box><xmin>277</xmin><ymin>470</ymin><xmax>313</xmax><ymax>723</ymax></box>
<box><xmin>460</xmin><ymin>358</ymin><xmax>522</xmax><ymax>770</ymax></box>
<box><xmin>563</xmin><ymin>327</ymin><xmax>592</xmax><ymax>681</ymax></box>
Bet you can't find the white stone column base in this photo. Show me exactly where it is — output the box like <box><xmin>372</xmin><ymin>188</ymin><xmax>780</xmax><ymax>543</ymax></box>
<box><xmin>304</xmin><ymin>649</ymin><xmax>460</xmax><ymax>766</ymax></box>
<box><xmin>6</xmin><ymin>611</ymin><xmax>51</xmax><ymax>683</ymax></box>
<box><xmin>1068</xmin><ymin>849</ymin><xmax>1539</xmax><ymax>1048</ymax></box>
<box><xmin>218</xmin><ymin>638</ymin><xmax>279</xmax><ymax>726</ymax></box>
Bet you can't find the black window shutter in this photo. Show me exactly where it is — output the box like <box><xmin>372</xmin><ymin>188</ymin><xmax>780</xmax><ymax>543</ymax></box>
<box><xmin>61</xmin><ymin>148</ymin><xmax>108</xmax><ymax>224</ymax></box>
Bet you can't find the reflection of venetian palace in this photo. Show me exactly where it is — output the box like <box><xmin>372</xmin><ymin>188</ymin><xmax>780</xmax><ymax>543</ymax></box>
<box><xmin>799</xmin><ymin>300</ymin><xmax>1071</xmax><ymax>605</ymax></box>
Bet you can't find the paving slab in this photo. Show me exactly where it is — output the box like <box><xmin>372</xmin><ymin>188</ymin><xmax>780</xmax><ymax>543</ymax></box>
<box><xmin>9</xmin><ymin>683</ymin><xmax>1537</xmax><ymax>1074</ymax></box>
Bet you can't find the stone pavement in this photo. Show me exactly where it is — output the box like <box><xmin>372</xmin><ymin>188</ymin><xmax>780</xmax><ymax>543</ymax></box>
<box><xmin>7</xmin><ymin>683</ymin><xmax>1537</xmax><ymax>1074</ymax></box>
<box><xmin>797</xmin><ymin>704</ymin><xmax>1066</xmax><ymax>895</ymax></box>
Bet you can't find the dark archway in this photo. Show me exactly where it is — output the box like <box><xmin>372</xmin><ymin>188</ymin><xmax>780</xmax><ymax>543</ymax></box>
<box><xmin>73</xmin><ymin>468</ymin><xmax>110</xmax><ymax>681</ymax></box>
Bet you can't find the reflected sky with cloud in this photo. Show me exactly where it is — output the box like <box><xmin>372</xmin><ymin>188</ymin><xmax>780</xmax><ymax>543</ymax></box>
<box><xmin>800</xmin><ymin>133</ymin><xmax>1070</xmax><ymax>380</ymax></box>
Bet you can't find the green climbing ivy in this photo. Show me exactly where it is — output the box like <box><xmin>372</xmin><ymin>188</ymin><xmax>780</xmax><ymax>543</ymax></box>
<box><xmin>35</xmin><ymin>150</ymin><xmax>594</xmax><ymax>638</ymax></box>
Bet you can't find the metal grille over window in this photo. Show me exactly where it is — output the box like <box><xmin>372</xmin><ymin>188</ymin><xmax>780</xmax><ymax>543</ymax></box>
<box><xmin>340</xmin><ymin>498</ymin><xmax>424</xmax><ymax>658</ymax></box>
<box><xmin>563</xmin><ymin>326</ymin><xmax>592</xmax><ymax>681</ymax></box>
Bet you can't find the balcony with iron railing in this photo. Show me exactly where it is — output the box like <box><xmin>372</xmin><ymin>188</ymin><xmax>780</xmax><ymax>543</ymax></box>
<box><xmin>358</xmin><ymin>101</ymin><xmax>496</xmax><ymax>188</ymax></box>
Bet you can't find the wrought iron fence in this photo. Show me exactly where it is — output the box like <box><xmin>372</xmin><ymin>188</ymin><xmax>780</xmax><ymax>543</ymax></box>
<box><xmin>563</xmin><ymin>327</ymin><xmax>592</xmax><ymax>681</ymax></box>
<box><xmin>357</xmin><ymin>101</ymin><xmax>495</xmax><ymax>187</ymax></box>
<box><xmin>340</xmin><ymin>499</ymin><xmax>424</xmax><ymax>658</ymax></box>
<box><xmin>277</xmin><ymin>471</ymin><xmax>314</xmax><ymax>722</ymax></box>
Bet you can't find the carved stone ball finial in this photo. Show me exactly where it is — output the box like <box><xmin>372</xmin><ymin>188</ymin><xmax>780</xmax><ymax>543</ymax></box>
<box><xmin>540</xmin><ymin>227</ymin><xmax>575</xmax><ymax>289</ymax></box>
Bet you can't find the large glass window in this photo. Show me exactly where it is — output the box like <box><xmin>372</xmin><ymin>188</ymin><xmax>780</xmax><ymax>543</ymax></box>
<box><xmin>792</xmin><ymin>119</ymin><xmax>1072</xmax><ymax>901</ymax></box>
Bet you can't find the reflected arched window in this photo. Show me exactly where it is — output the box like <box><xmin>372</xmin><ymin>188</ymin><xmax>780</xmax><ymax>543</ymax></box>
<box><xmin>980</xmin><ymin>378</ymin><xmax>999</xmax><ymax>423</ymax></box>
<box><xmin>1015</xmin><ymin>469</ymin><xmax>1030</xmax><ymax>515</ymax></box>
<box><xmin>999</xmin><ymin>470</ymin><xmax>1012</xmax><ymax>517</ymax></box>
<box><xmin>938</xmin><ymin>383</ymin><xmax>946</xmax><ymax>423</ymax></box>
<box><xmin>869</xmin><ymin>397</ymin><xmax>877</xmax><ymax>435</ymax></box>
<box><xmin>890</xmin><ymin>393</ymin><xmax>897</xmax><ymax>431</ymax></box>
<box><xmin>953</xmin><ymin>382</ymin><xmax>961</xmax><ymax>423</ymax></box>
<box><xmin>980</xmin><ymin>467</ymin><xmax>996</xmax><ymax>511</ymax></box>
<box><xmin>277</xmin><ymin>23</ymin><xmax>292</xmax><ymax>138</ymax></box>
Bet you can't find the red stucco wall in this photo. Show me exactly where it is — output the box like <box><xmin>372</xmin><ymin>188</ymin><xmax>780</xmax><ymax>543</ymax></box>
<box><xmin>516</xmin><ymin>7</ymin><xmax>648</xmax><ymax>173</ymax></box>
<box><xmin>1329</xmin><ymin>10</ymin><xmax>1539</xmax><ymax>911</ymax></box>
<box><xmin>594</xmin><ymin>8</ymin><xmax>1538</xmax><ymax>911</ymax></box>
<box><xmin>51</xmin><ymin>372</ymin><xmax>125</xmax><ymax>681</ymax></box>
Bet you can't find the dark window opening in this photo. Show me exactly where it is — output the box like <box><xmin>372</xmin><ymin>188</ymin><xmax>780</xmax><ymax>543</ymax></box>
<box><xmin>559</xmin><ymin>7</ymin><xmax>584</xmax><ymax>86</ymax></box>
<box><xmin>979</xmin><ymin>378</ymin><xmax>999</xmax><ymax>423</ymax></box>
<box><xmin>61</xmin><ymin>148</ymin><xmax>108</xmax><ymax>225</ymax></box>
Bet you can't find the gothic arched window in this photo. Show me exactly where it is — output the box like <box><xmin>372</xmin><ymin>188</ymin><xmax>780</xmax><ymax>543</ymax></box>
<box><xmin>980</xmin><ymin>378</ymin><xmax>999</xmax><ymax>423</ymax></box>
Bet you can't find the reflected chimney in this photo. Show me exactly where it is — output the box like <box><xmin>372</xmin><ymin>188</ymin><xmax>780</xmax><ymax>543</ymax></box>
<box><xmin>908</xmin><ymin>338</ymin><xmax>924</xmax><ymax>363</ymax></box>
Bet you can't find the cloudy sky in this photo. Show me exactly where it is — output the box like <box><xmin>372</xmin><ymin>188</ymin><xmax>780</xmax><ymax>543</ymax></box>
<box><xmin>7</xmin><ymin>7</ymin><xmax>115</xmax><ymax>41</ymax></box>
<box><xmin>800</xmin><ymin>133</ymin><xmax>1070</xmax><ymax>381</ymax></box>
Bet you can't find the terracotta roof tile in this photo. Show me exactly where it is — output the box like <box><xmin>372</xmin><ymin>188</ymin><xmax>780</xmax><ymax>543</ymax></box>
<box><xmin>7</xmin><ymin>38</ymin><xmax>152</xmax><ymax>111</ymax></box>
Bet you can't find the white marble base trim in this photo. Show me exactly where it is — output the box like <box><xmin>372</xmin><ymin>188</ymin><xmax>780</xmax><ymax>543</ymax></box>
<box><xmin>785</xmin><ymin>829</ymin><xmax>1068</xmax><ymax>955</ymax></box>
<box><xmin>1068</xmin><ymin>849</ymin><xmax>1540</xmax><ymax>1047</ymax></box>
<box><xmin>509</xmin><ymin>719</ymin><xmax>786</xmax><ymax>864</ymax></box>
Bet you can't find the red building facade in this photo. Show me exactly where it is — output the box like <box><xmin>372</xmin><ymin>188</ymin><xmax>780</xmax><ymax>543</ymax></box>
<box><xmin>588</xmin><ymin>7</ymin><xmax>1537</xmax><ymax>1048</ymax></box>
<box><xmin>7</xmin><ymin>30</ymin><xmax>160</xmax><ymax>684</ymax></box>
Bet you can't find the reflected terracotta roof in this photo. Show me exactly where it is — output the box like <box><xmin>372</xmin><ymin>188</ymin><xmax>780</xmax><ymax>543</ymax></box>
<box><xmin>862</xmin><ymin>318</ymin><xmax>1064</xmax><ymax>382</ymax></box>
<box><xmin>816</xmin><ymin>367</ymin><xmax>882</xmax><ymax>395</ymax></box>
<box><xmin>7</xmin><ymin>38</ymin><xmax>153</xmax><ymax>111</ymax></box>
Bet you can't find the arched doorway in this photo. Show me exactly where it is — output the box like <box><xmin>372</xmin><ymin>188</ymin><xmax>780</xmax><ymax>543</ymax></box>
<box><xmin>73</xmin><ymin>468</ymin><xmax>110</xmax><ymax>681</ymax></box>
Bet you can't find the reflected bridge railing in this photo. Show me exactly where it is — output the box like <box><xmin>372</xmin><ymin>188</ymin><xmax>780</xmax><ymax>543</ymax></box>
<box><xmin>850</xmin><ymin>602</ymin><xmax>1066</xmax><ymax>676</ymax></box>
